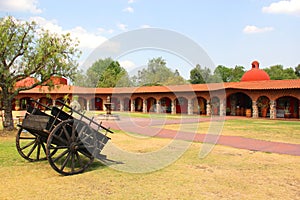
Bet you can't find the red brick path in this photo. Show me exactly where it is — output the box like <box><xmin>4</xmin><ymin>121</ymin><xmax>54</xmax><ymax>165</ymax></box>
<box><xmin>102</xmin><ymin>116</ymin><xmax>300</xmax><ymax>156</ymax></box>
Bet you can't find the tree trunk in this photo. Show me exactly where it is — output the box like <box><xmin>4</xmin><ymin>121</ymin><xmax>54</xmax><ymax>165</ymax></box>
<box><xmin>2</xmin><ymin>89</ymin><xmax>14</xmax><ymax>131</ymax></box>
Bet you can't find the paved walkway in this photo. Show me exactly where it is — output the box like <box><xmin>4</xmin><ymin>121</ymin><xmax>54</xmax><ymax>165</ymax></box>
<box><xmin>101</xmin><ymin>116</ymin><xmax>300</xmax><ymax>156</ymax></box>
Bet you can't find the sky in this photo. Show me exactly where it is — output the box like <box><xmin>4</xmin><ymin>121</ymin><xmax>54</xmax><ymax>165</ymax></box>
<box><xmin>0</xmin><ymin>0</ymin><xmax>300</xmax><ymax>79</ymax></box>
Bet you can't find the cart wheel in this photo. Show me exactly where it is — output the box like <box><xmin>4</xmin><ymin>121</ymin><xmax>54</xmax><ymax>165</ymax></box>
<box><xmin>46</xmin><ymin>119</ymin><xmax>94</xmax><ymax>175</ymax></box>
<box><xmin>16</xmin><ymin>127</ymin><xmax>48</xmax><ymax>161</ymax></box>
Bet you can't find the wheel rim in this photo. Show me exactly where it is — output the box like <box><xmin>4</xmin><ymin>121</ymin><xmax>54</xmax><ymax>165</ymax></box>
<box><xmin>46</xmin><ymin>119</ymin><xmax>94</xmax><ymax>175</ymax></box>
<box><xmin>16</xmin><ymin>128</ymin><xmax>48</xmax><ymax>161</ymax></box>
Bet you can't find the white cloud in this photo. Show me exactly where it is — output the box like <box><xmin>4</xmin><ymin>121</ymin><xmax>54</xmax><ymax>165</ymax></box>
<box><xmin>262</xmin><ymin>0</ymin><xmax>300</xmax><ymax>16</ymax></box>
<box><xmin>29</xmin><ymin>17</ymin><xmax>107</xmax><ymax>49</ymax></box>
<box><xmin>97</xmin><ymin>27</ymin><xmax>114</xmax><ymax>34</ymax></box>
<box><xmin>123</xmin><ymin>6</ymin><xmax>134</xmax><ymax>13</ymax></box>
<box><xmin>119</xmin><ymin>60</ymin><xmax>136</xmax><ymax>70</ymax></box>
<box><xmin>128</xmin><ymin>0</ymin><xmax>135</xmax><ymax>4</ymax></box>
<box><xmin>140</xmin><ymin>24</ymin><xmax>151</xmax><ymax>28</ymax></box>
<box><xmin>117</xmin><ymin>23</ymin><xmax>128</xmax><ymax>31</ymax></box>
<box><xmin>0</xmin><ymin>0</ymin><xmax>42</xmax><ymax>14</ymax></box>
<box><xmin>243</xmin><ymin>25</ymin><xmax>274</xmax><ymax>34</ymax></box>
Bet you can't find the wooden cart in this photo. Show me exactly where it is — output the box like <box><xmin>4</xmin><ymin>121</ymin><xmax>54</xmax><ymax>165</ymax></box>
<box><xmin>16</xmin><ymin>99</ymin><xmax>113</xmax><ymax>175</ymax></box>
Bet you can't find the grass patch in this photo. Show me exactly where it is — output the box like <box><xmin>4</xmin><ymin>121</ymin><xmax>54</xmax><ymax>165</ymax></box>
<box><xmin>0</xmin><ymin>131</ymin><xmax>299</xmax><ymax>199</ymax></box>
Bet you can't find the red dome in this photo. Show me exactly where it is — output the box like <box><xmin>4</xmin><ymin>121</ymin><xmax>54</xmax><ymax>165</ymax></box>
<box><xmin>48</xmin><ymin>76</ymin><xmax>68</xmax><ymax>85</ymax></box>
<box><xmin>241</xmin><ymin>61</ymin><xmax>270</xmax><ymax>82</ymax></box>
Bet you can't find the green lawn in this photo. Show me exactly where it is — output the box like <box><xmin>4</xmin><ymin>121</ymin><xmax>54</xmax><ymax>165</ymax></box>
<box><xmin>0</xmin><ymin>114</ymin><xmax>300</xmax><ymax>199</ymax></box>
<box><xmin>0</xmin><ymin>129</ymin><xmax>300</xmax><ymax>199</ymax></box>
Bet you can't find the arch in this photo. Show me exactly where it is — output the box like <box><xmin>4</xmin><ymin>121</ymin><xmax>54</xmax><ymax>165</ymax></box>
<box><xmin>227</xmin><ymin>92</ymin><xmax>252</xmax><ymax>116</ymax></box>
<box><xmin>111</xmin><ymin>97</ymin><xmax>120</xmax><ymax>111</ymax></box>
<box><xmin>19</xmin><ymin>97</ymin><xmax>32</xmax><ymax>110</ymax></box>
<box><xmin>211</xmin><ymin>96</ymin><xmax>220</xmax><ymax>115</ymax></box>
<box><xmin>192</xmin><ymin>97</ymin><xmax>207</xmax><ymax>115</ymax></box>
<box><xmin>123</xmin><ymin>97</ymin><xmax>131</xmax><ymax>111</ymax></box>
<box><xmin>39</xmin><ymin>97</ymin><xmax>53</xmax><ymax>110</ymax></box>
<box><xmin>78</xmin><ymin>97</ymin><xmax>87</xmax><ymax>111</ymax></box>
<box><xmin>175</xmin><ymin>97</ymin><xmax>188</xmax><ymax>114</ymax></box>
<box><xmin>147</xmin><ymin>97</ymin><xmax>157</xmax><ymax>112</ymax></box>
<box><xmin>276</xmin><ymin>96</ymin><xmax>299</xmax><ymax>118</ymax></box>
<box><xmin>160</xmin><ymin>97</ymin><xmax>172</xmax><ymax>113</ymax></box>
<box><xmin>90</xmin><ymin>97</ymin><xmax>103</xmax><ymax>111</ymax></box>
<box><xmin>134</xmin><ymin>97</ymin><xmax>143</xmax><ymax>112</ymax></box>
<box><xmin>257</xmin><ymin>96</ymin><xmax>270</xmax><ymax>118</ymax></box>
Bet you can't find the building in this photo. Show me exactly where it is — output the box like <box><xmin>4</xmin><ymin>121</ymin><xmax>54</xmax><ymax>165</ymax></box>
<box><xmin>13</xmin><ymin>61</ymin><xmax>300</xmax><ymax>119</ymax></box>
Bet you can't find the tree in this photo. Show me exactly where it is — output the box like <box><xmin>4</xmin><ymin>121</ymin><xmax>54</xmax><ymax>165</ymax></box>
<box><xmin>189</xmin><ymin>64</ymin><xmax>212</xmax><ymax>84</ymax></box>
<box><xmin>97</xmin><ymin>59</ymin><xmax>131</xmax><ymax>87</ymax></box>
<box><xmin>0</xmin><ymin>16</ymin><xmax>80</xmax><ymax>131</ymax></box>
<box><xmin>264</xmin><ymin>65</ymin><xmax>298</xmax><ymax>80</ymax></box>
<box><xmin>213</xmin><ymin>65</ymin><xmax>232</xmax><ymax>82</ymax></box>
<box><xmin>74</xmin><ymin>58</ymin><xmax>132</xmax><ymax>87</ymax></box>
<box><xmin>231</xmin><ymin>65</ymin><xmax>245</xmax><ymax>82</ymax></box>
<box><xmin>295</xmin><ymin>64</ymin><xmax>300</xmax><ymax>78</ymax></box>
<box><xmin>134</xmin><ymin>57</ymin><xmax>186</xmax><ymax>86</ymax></box>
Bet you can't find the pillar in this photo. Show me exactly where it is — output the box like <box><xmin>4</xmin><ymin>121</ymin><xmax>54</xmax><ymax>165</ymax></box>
<box><xmin>230</xmin><ymin>95</ymin><xmax>237</xmax><ymax>116</ymax></box>
<box><xmin>206</xmin><ymin>100</ymin><xmax>211</xmax><ymax>116</ymax></box>
<box><xmin>131</xmin><ymin>99</ymin><xmax>135</xmax><ymax>112</ymax></box>
<box><xmin>220</xmin><ymin>99</ymin><xmax>226</xmax><ymax>116</ymax></box>
<box><xmin>86</xmin><ymin>100</ymin><xmax>90</xmax><ymax>111</ymax></box>
<box><xmin>252</xmin><ymin>101</ymin><xmax>258</xmax><ymax>118</ymax></box>
<box><xmin>188</xmin><ymin>99</ymin><xmax>193</xmax><ymax>115</ymax></box>
<box><xmin>156</xmin><ymin>100</ymin><xmax>161</xmax><ymax>114</ymax></box>
<box><xmin>120</xmin><ymin>98</ymin><xmax>124</xmax><ymax>112</ymax></box>
<box><xmin>171</xmin><ymin>99</ymin><xmax>176</xmax><ymax>114</ymax></box>
<box><xmin>270</xmin><ymin>100</ymin><xmax>276</xmax><ymax>119</ymax></box>
<box><xmin>143</xmin><ymin>99</ymin><xmax>147</xmax><ymax>113</ymax></box>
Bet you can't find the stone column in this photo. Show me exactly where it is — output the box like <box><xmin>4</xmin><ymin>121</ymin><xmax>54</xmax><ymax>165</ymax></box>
<box><xmin>120</xmin><ymin>98</ymin><xmax>124</xmax><ymax>112</ymax></box>
<box><xmin>252</xmin><ymin>101</ymin><xmax>258</xmax><ymax>118</ymax></box>
<box><xmin>143</xmin><ymin>99</ymin><xmax>147</xmax><ymax>113</ymax></box>
<box><xmin>188</xmin><ymin>99</ymin><xmax>193</xmax><ymax>115</ymax></box>
<box><xmin>171</xmin><ymin>99</ymin><xmax>176</xmax><ymax>114</ymax></box>
<box><xmin>220</xmin><ymin>99</ymin><xmax>226</xmax><ymax>116</ymax></box>
<box><xmin>131</xmin><ymin>99</ymin><xmax>135</xmax><ymax>112</ymax></box>
<box><xmin>230</xmin><ymin>95</ymin><xmax>237</xmax><ymax>116</ymax></box>
<box><xmin>156</xmin><ymin>100</ymin><xmax>161</xmax><ymax>114</ymax></box>
<box><xmin>206</xmin><ymin>100</ymin><xmax>211</xmax><ymax>116</ymax></box>
<box><xmin>86</xmin><ymin>100</ymin><xmax>90</xmax><ymax>111</ymax></box>
<box><xmin>270</xmin><ymin>100</ymin><xmax>276</xmax><ymax>119</ymax></box>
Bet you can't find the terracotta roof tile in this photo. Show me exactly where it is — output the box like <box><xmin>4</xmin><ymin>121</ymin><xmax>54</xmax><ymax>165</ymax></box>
<box><xmin>19</xmin><ymin>79</ymin><xmax>300</xmax><ymax>95</ymax></box>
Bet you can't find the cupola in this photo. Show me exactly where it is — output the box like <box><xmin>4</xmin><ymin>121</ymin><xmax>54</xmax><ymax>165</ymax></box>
<box><xmin>240</xmin><ymin>61</ymin><xmax>270</xmax><ymax>82</ymax></box>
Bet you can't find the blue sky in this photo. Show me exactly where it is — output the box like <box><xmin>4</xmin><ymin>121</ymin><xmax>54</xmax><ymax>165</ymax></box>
<box><xmin>1</xmin><ymin>0</ymin><xmax>300</xmax><ymax>78</ymax></box>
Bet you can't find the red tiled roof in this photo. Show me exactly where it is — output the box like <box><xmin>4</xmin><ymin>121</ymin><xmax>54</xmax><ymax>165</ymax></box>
<box><xmin>19</xmin><ymin>79</ymin><xmax>300</xmax><ymax>95</ymax></box>
<box><xmin>224</xmin><ymin>79</ymin><xmax>300</xmax><ymax>90</ymax></box>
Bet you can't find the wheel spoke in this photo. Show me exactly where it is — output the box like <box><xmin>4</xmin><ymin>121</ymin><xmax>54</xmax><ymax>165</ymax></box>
<box><xmin>52</xmin><ymin>149</ymin><xmax>69</xmax><ymax>163</ymax></box>
<box><xmin>60</xmin><ymin>151</ymin><xmax>71</xmax><ymax>171</ymax></box>
<box><xmin>36</xmin><ymin>142</ymin><xmax>41</xmax><ymax>160</ymax></box>
<box><xmin>75</xmin><ymin>151</ymin><xmax>83</xmax><ymax>168</ymax></box>
<box><xmin>72</xmin><ymin>121</ymin><xmax>77</xmax><ymax>141</ymax></box>
<box><xmin>41</xmin><ymin>142</ymin><xmax>47</xmax><ymax>154</ymax></box>
<box><xmin>26</xmin><ymin>140</ymin><xmax>38</xmax><ymax>158</ymax></box>
<box><xmin>62</xmin><ymin>125</ymin><xmax>71</xmax><ymax>142</ymax></box>
<box><xmin>71</xmin><ymin>152</ymin><xmax>75</xmax><ymax>173</ymax></box>
<box><xmin>53</xmin><ymin>134</ymin><xmax>68</xmax><ymax>145</ymax></box>
<box><xmin>20</xmin><ymin>140</ymin><xmax>36</xmax><ymax>150</ymax></box>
